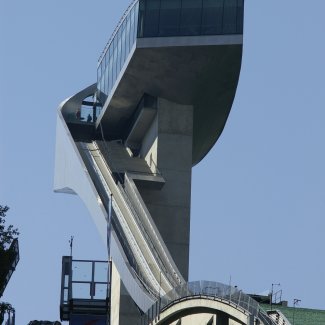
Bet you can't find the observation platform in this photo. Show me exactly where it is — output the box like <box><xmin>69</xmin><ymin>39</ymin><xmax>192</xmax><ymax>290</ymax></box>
<box><xmin>141</xmin><ymin>281</ymin><xmax>276</xmax><ymax>325</ymax></box>
<box><xmin>95</xmin><ymin>0</ymin><xmax>243</xmax><ymax>165</ymax></box>
<box><xmin>60</xmin><ymin>256</ymin><xmax>109</xmax><ymax>323</ymax></box>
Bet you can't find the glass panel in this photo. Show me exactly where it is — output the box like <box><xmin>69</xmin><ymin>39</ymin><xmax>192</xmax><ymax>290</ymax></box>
<box><xmin>180</xmin><ymin>0</ymin><xmax>202</xmax><ymax>36</ymax></box>
<box><xmin>112</xmin><ymin>41</ymin><xmax>118</xmax><ymax>87</ymax></box>
<box><xmin>72</xmin><ymin>261</ymin><xmax>92</xmax><ymax>281</ymax></box>
<box><xmin>108</xmin><ymin>55</ymin><xmax>113</xmax><ymax>94</ymax></box>
<box><xmin>236</xmin><ymin>0</ymin><xmax>244</xmax><ymax>33</ymax></box>
<box><xmin>125</xmin><ymin>16</ymin><xmax>131</xmax><ymax>58</ymax></box>
<box><xmin>72</xmin><ymin>282</ymin><xmax>91</xmax><ymax>299</ymax></box>
<box><xmin>121</xmin><ymin>22</ymin><xmax>127</xmax><ymax>64</ymax></box>
<box><xmin>159</xmin><ymin>0</ymin><xmax>181</xmax><ymax>36</ymax></box>
<box><xmin>143</xmin><ymin>0</ymin><xmax>160</xmax><ymax>37</ymax></box>
<box><xmin>97</xmin><ymin>66</ymin><xmax>101</xmax><ymax>85</ymax></box>
<box><xmin>94</xmin><ymin>262</ymin><xmax>108</xmax><ymax>282</ymax></box>
<box><xmin>100</xmin><ymin>77</ymin><xmax>105</xmax><ymax>101</ymax></box>
<box><xmin>118</xmin><ymin>29</ymin><xmax>123</xmax><ymax>73</ymax></box>
<box><xmin>138</xmin><ymin>0</ymin><xmax>145</xmax><ymax>37</ymax></box>
<box><xmin>64</xmin><ymin>274</ymin><xmax>69</xmax><ymax>287</ymax></box>
<box><xmin>134</xmin><ymin>2</ymin><xmax>139</xmax><ymax>40</ymax></box>
<box><xmin>94</xmin><ymin>283</ymin><xmax>107</xmax><ymax>299</ymax></box>
<box><xmin>223</xmin><ymin>0</ymin><xmax>237</xmax><ymax>33</ymax></box>
<box><xmin>104</xmin><ymin>66</ymin><xmax>109</xmax><ymax>95</ymax></box>
<box><xmin>130</xmin><ymin>5</ymin><xmax>135</xmax><ymax>44</ymax></box>
<box><xmin>202</xmin><ymin>0</ymin><xmax>224</xmax><ymax>35</ymax></box>
<box><xmin>64</xmin><ymin>288</ymin><xmax>68</xmax><ymax>302</ymax></box>
<box><xmin>105</xmin><ymin>48</ymin><xmax>110</xmax><ymax>66</ymax></box>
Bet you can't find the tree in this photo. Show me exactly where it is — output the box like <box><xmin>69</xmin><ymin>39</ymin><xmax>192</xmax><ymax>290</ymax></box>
<box><xmin>0</xmin><ymin>206</ymin><xmax>19</xmax><ymax>251</ymax></box>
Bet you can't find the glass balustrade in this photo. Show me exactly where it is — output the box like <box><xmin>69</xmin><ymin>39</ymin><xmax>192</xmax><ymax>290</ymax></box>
<box><xmin>97</xmin><ymin>1</ymin><xmax>139</xmax><ymax>106</ymax></box>
<box><xmin>60</xmin><ymin>257</ymin><xmax>109</xmax><ymax>321</ymax></box>
<box><xmin>97</xmin><ymin>0</ymin><xmax>244</xmax><ymax>108</ymax></box>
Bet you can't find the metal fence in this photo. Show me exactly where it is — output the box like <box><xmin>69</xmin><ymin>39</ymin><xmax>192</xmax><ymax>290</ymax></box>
<box><xmin>141</xmin><ymin>281</ymin><xmax>276</xmax><ymax>325</ymax></box>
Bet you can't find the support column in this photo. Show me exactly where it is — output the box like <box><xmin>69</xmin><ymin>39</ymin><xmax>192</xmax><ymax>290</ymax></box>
<box><xmin>137</xmin><ymin>97</ymin><xmax>193</xmax><ymax>280</ymax></box>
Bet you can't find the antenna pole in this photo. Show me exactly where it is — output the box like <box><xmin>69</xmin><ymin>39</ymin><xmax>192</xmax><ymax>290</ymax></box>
<box><xmin>69</xmin><ymin>236</ymin><xmax>74</xmax><ymax>257</ymax></box>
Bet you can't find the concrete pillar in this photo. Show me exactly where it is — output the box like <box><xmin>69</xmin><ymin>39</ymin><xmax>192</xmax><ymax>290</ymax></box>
<box><xmin>137</xmin><ymin>97</ymin><xmax>193</xmax><ymax>280</ymax></box>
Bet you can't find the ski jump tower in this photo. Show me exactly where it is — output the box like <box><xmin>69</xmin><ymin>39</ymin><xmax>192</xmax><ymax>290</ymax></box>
<box><xmin>54</xmin><ymin>1</ymin><xmax>276</xmax><ymax>324</ymax></box>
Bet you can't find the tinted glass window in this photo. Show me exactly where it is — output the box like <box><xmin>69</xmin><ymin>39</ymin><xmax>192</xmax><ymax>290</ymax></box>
<box><xmin>143</xmin><ymin>0</ymin><xmax>160</xmax><ymax>37</ymax></box>
<box><xmin>223</xmin><ymin>0</ymin><xmax>237</xmax><ymax>33</ymax></box>
<box><xmin>236</xmin><ymin>0</ymin><xmax>244</xmax><ymax>33</ymax></box>
<box><xmin>180</xmin><ymin>0</ymin><xmax>202</xmax><ymax>36</ymax></box>
<box><xmin>202</xmin><ymin>0</ymin><xmax>224</xmax><ymax>35</ymax></box>
<box><xmin>159</xmin><ymin>0</ymin><xmax>181</xmax><ymax>36</ymax></box>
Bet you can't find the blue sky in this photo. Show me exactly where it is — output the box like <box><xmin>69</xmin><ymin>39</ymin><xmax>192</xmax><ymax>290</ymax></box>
<box><xmin>1</xmin><ymin>1</ymin><xmax>325</xmax><ymax>324</ymax></box>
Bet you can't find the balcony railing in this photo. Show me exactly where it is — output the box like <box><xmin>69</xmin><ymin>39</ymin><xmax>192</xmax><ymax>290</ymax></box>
<box><xmin>141</xmin><ymin>281</ymin><xmax>276</xmax><ymax>325</ymax></box>
<box><xmin>60</xmin><ymin>257</ymin><xmax>109</xmax><ymax>321</ymax></box>
<box><xmin>96</xmin><ymin>0</ymin><xmax>244</xmax><ymax>108</ymax></box>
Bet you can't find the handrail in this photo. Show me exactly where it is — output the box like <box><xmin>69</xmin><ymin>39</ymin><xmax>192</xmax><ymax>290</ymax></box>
<box><xmin>81</xmin><ymin>143</ymin><xmax>158</xmax><ymax>292</ymax></box>
<box><xmin>91</xmin><ymin>142</ymin><xmax>174</xmax><ymax>293</ymax></box>
<box><xmin>117</xmin><ymin>182</ymin><xmax>178</xmax><ymax>288</ymax></box>
<box><xmin>142</xmin><ymin>281</ymin><xmax>277</xmax><ymax>325</ymax></box>
<box><xmin>82</xmin><ymin>142</ymin><xmax>165</xmax><ymax>295</ymax></box>
<box><xmin>94</xmin><ymin>140</ymin><xmax>182</xmax><ymax>288</ymax></box>
<box><xmin>94</xmin><ymin>140</ymin><xmax>182</xmax><ymax>285</ymax></box>
<box><xmin>98</xmin><ymin>0</ymin><xmax>138</xmax><ymax>65</ymax></box>
<box><xmin>123</xmin><ymin>174</ymin><xmax>182</xmax><ymax>285</ymax></box>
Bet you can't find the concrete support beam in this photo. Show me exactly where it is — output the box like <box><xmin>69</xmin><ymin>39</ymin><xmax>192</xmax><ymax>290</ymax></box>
<box><xmin>137</xmin><ymin>97</ymin><xmax>193</xmax><ymax>280</ymax></box>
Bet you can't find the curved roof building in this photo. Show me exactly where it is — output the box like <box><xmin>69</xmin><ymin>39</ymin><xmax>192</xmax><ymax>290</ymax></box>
<box><xmin>53</xmin><ymin>1</ymin><xmax>276</xmax><ymax>324</ymax></box>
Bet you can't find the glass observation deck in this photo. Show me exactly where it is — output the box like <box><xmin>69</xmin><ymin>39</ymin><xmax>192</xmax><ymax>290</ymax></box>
<box><xmin>60</xmin><ymin>256</ymin><xmax>109</xmax><ymax>322</ymax></box>
<box><xmin>97</xmin><ymin>0</ymin><xmax>244</xmax><ymax>106</ymax></box>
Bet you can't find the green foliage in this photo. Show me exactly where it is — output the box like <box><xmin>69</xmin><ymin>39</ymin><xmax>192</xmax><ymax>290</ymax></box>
<box><xmin>0</xmin><ymin>302</ymin><xmax>13</xmax><ymax>313</ymax></box>
<box><xmin>0</xmin><ymin>206</ymin><xmax>19</xmax><ymax>251</ymax></box>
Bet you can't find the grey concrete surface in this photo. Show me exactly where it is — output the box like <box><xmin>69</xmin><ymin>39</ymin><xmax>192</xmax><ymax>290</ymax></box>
<box><xmin>97</xmin><ymin>40</ymin><xmax>242</xmax><ymax>165</ymax></box>
<box><xmin>137</xmin><ymin>98</ymin><xmax>193</xmax><ymax>280</ymax></box>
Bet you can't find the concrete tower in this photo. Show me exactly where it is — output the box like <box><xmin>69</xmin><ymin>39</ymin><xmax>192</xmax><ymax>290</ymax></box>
<box><xmin>54</xmin><ymin>1</ymin><xmax>275</xmax><ymax>324</ymax></box>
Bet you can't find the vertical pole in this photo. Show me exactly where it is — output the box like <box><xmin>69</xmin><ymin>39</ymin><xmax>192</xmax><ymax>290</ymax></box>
<box><xmin>107</xmin><ymin>194</ymin><xmax>113</xmax><ymax>325</ymax></box>
<box><xmin>158</xmin><ymin>271</ymin><xmax>162</xmax><ymax>320</ymax></box>
<box><xmin>107</xmin><ymin>194</ymin><xmax>113</xmax><ymax>257</ymax></box>
<box><xmin>69</xmin><ymin>236</ymin><xmax>74</xmax><ymax>257</ymax></box>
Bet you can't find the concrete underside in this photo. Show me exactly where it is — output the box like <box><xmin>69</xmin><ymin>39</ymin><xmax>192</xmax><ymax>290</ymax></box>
<box><xmin>97</xmin><ymin>40</ymin><xmax>242</xmax><ymax>165</ymax></box>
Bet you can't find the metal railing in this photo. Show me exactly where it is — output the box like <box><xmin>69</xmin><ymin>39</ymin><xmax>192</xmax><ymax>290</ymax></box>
<box><xmin>98</xmin><ymin>0</ymin><xmax>138</xmax><ymax>65</ymax></box>
<box><xmin>60</xmin><ymin>257</ymin><xmax>109</xmax><ymax>321</ymax></box>
<box><xmin>79</xmin><ymin>142</ymin><xmax>160</xmax><ymax>297</ymax></box>
<box><xmin>90</xmin><ymin>140</ymin><xmax>182</xmax><ymax>290</ymax></box>
<box><xmin>97</xmin><ymin>0</ymin><xmax>139</xmax><ymax>106</ymax></box>
<box><xmin>141</xmin><ymin>281</ymin><xmax>277</xmax><ymax>325</ymax></box>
